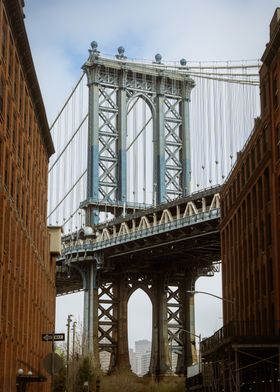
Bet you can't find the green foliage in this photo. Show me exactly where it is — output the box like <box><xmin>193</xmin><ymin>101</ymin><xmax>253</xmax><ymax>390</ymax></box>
<box><xmin>75</xmin><ymin>356</ymin><xmax>95</xmax><ymax>391</ymax></box>
<box><xmin>100</xmin><ymin>371</ymin><xmax>185</xmax><ymax>392</ymax></box>
<box><xmin>53</xmin><ymin>366</ymin><xmax>66</xmax><ymax>392</ymax></box>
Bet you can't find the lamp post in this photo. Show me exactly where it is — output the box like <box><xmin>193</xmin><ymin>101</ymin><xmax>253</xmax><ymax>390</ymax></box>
<box><xmin>72</xmin><ymin>320</ymin><xmax>77</xmax><ymax>359</ymax></box>
<box><xmin>186</xmin><ymin>290</ymin><xmax>234</xmax><ymax>303</ymax></box>
<box><xmin>180</xmin><ymin>328</ymin><xmax>202</xmax><ymax>373</ymax></box>
<box><xmin>66</xmin><ymin>314</ymin><xmax>74</xmax><ymax>388</ymax></box>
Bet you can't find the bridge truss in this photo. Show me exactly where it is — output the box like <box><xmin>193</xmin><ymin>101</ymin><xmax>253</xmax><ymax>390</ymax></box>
<box><xmin>48</xmin><ymin>43</ymin><xmax>261</xmax><ymax>376</ymax></box>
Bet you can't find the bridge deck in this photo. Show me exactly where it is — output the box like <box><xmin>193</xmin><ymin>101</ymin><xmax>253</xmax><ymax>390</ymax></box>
<box><xmin>56</xmin><ymin>187</ymin><xmax>221</xmax><ymax>295</ymax></box>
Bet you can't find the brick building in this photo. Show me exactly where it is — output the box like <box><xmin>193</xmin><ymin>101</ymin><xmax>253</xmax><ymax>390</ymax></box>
<box><xmin>188</xmin><ymin>8</ymin><xmax>280</xmax><ymax>392</ymax></box>
<box><xmin>0</xmin><ymin>0</ymin><xmax>56</xmax><ymax>391</ymax></box>
<box><xmin>221</xmin><ymin>8</ymin><xmax>280</xmax><ymax>335</ymax></box>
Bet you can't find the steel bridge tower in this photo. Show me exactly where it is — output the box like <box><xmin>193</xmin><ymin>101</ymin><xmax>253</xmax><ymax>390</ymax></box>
<box><xmin>82</xmin><ymin>43</ymin><xmax>195</xmax><ymax>224</ymax></box>
<box><xmin>62</xmin><ymin>43</ymin><xmax>213</xmax><ymax>377</ymax></box>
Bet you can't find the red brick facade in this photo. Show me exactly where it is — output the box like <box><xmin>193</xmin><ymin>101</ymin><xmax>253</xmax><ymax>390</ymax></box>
<box><xmin>220</xmin><ymin>8</ymin><xmax>280</xmax><ymax>337</ymax></box>
<box><xmin>0</xmin><ymin>1</ymin><xmax>55</xmax><ymax>390</ymax></box>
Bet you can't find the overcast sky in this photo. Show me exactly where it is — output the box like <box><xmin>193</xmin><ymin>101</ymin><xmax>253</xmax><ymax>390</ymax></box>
<box><xmin>23</xmin><ymin>1</ymin><xmax>280</xmax><ymax>346</ymax></box>
<box><xmin>25</xmin><ymin>0</ymin><xmax>280</xmax><ymax>123</ymax></box>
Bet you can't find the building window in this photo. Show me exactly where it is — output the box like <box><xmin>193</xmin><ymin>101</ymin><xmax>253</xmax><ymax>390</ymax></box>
<box><xmin>12</xmin><ymin>113</ymin><xmax>17</xmax><ymax>147</ymax></box>
<box><xmin>256</xmin><ymin>138</ymin><xmax>261</xmax><ymax>161</ymax></box>
<box><xmin>241</xmin><ymin>165</ymin><xmax>245</xmax><ymax>187</ymax></box>
<box><xmin>8</xmin><ymin>35</ymin><xmax>13</xmax><ymax>79</ymax></box>
<box><xmin>6</xmin><ymin>97</ymin><xmax>10</xmax><ymax>133</ymax></box>
<box><xmin>264</xmin><ymin>167</ymin><xmax>270</xmax><ymax>202</ymax></box>
<box><xmin>267</xmin><ymin>258</ymin><xmax>273</xmax><ymax>292</ymax></box>
<box><xmin>267</xmin><ymin>213</ymin><xmax>272</xmax><ymax>246</ymax></box>
<box><xmin>11</xmin><ymin>164</ymin><xmax>14</xmax><ymax>198</ymax></box>
<box><xmin>16</xmin><ymin>179</ymin><xmax>20</xmax><ymax>210</ymax></box>
<box><xmin>276</xmin><ymin>124</ymin><xmax>280</xmax><ymax>160</ymax></box>
<box><xmin>2</xmin><ymin>27</ymin><xmax>6</xmax><ymax>60</ymax></box>
<box><xmin>258</xmin><ymin>177</ymin><xmax>263</xmax><ymax>209</ymax></box>
<box><xmin>0</xmin><ymin>139</ymin><xmax>2</xmax><ymax>170</ymax></box>
<box><xmin>263</xmin><ymin>125</ymin><xmax>269</xmax><ymax>152</ymax></box>
<box><xmin>261</xmin><ymin>83</ymin><xmax>267</xmax><ymax>111</ymax></box>
<box><xmin>245</xmin><ymin>160</ymin><xmax>250</xmax><ymax>181</ymax></box>
<box><xmin>278</xmin><ymin>175</ymin><xmax>280</xmax><ymax>212</ymax></box>
<box><xmin>251</xmin><ymin>149</ymin><xmax>255</xmax><ymax>172</ymax></box>
<box><xmin>4</xmin><ymin>149</ymin><xmax>9</xmax><ymax>188</ymax></box>
<box><xmin>273</xmin><ymin>75</ymin><xmax>279</xmax><ymax>110</ymax></box>
<box><xmin>0</xmin><ymin>78</ymin><xmax>4</xmax><ymax>116</ymax></box>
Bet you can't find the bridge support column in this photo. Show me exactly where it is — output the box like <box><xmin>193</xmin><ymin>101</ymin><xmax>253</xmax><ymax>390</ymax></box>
<box><xmin>86</xmin><ymin>68</ymin><xmax>100</xmax><ymax>225</ymax></box>
<box><xmin>150</xmin><ymin>275</ymin><xmax>172</xmax><ymax>377</ymax></box>
<box><xmin>83</xmin><ymin>262</ymin><xmax>100</xmax><ymax>369</ymax></box>
<box><xmin>181</xmin><ymin>82</ymin><xmax>192</xmax><ymax>197</ymax></box>
<box><xmin>117</xmin><ymin>71</ymin><xmax>127</xmax><ymax>208</ymax></box>
<box><xmin>113</xmin><ymin>276</ymin><xmax>131</xmax><ymax>372</ymax></box>
<box><xmin>154</xmin><ymin>79</ymin><xmax>166</xmax><ymax>204</ymax></box>
<box><xmin>183</xmin><ymin>282</ymin><xmax>197</xmax><ymax>370</ymax></box>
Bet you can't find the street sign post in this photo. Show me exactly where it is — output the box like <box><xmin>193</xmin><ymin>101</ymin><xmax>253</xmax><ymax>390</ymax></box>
<box><xmin>42</xmin><ymin>333</ymin><xmax>65</xmax><ymax>342</ymax></box>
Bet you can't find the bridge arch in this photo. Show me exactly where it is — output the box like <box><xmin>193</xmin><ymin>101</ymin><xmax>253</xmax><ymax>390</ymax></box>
<box><xmin>127</xmin><ymin>92</ymin><xmax>156</xmax><ymax>118</ymax></box>
<box><xmin>126</xmin><ymin>94</ymin><xmax>154</xmax><ymax>205</ymax></box>
<box><xmin>128</xmin><ymin>288</ymin><xmax>153</xmax><ymax>376</ymax></box>
<box><xmin>127</xmin><ymin>283</ymin><xmax>154</xmax><ymax>304</ymax></box>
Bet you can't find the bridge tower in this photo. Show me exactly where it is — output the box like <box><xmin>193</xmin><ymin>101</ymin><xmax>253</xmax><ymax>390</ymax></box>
<box><xmin>82</xmin><ymin>43</ymin><xmax>194</xmax><ymax>225</ymax></box>
<box><xmin>64</xmin><ymin>43</ymin><xmax>208</xmax><ymax>377</ymax></box>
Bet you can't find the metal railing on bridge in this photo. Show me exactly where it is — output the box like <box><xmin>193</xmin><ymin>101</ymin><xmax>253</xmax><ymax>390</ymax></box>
<box><xmin>201</xmin><ymin>320</ymin><xmax>280</xmax><ymax>354</ymax></box>
<box><xmin>60</xmin><ymin>188</ymin><xmax>221</xmax><ymax>256</ymax></box>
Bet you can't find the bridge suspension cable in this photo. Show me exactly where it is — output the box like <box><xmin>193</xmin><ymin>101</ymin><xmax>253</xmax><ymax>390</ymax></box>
<box><xmin>49</xmin><ymin>72</ymin><xmax>86</xmax><ymax>132</ymax></box>
<box><xmin>48</xmin><ymin>59</ymin><xmax>260</xmax><ymax>233</ymax></box>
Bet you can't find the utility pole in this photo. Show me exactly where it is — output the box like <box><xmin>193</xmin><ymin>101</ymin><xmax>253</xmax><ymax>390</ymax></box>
<box><xmin>72</xmin><ymin>321</ymin><xmax>77</xmax><ymax>359</ymax></box>
<box><xmin>66</xmin><ymin>314</ymin><xmax>74</xmax><ymax>389</ymax></box>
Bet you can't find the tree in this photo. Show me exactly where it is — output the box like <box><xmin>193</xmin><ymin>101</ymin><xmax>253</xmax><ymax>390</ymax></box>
<box><xmin>75</xmin><ymin>356</ymin><xmax>94</xmax><ymax>391</ymax></box>
<box><xmin>53</xmin><ymin>366</ymin><xmax>66</xmax><ymax>392</ymax></box>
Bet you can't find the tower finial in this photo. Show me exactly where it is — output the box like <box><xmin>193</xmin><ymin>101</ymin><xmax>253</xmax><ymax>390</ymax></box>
<box><xmin>116</xmin><ymin>46</ymin><xmax>127</xmax><ymax>60</ymax></box>
<box><xmin>154</xmin><ymin>53</ymin><xmax>162</xmax><ymax>64</ymax></box>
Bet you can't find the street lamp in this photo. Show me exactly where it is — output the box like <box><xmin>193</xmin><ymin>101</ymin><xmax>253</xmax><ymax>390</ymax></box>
<box><xmin>72</xmin><ymin>320</ymin><xmax>77</xmax><ymax>359</ymax></box>
<box><xmin>180</xmin><ymin>329</ymin><xmax>202</xmax><ymax>373</ymax></box>
<box><xmin>66</xmin><ymin>314</ymin><xmax>74</xmax><ymax>387</ymax></box>
<box><xmin>186</xmin><ymin>290</ymin><xmax>234</xmax><ymax>303</ymax></box>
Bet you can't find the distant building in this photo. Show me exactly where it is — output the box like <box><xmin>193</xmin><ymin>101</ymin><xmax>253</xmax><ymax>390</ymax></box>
<box><xmin>192</xmin><ymin>8</ymin><xmax>280</xmax><ymax>392</ymax></box>
<box><xmin>0</xmin><ymin>0</ymin><xmax>55</xmax><ymax>391</ymax></box>
<box><xmin>100</xmin><ymin>350</ymin><xmax>111</xmax><ymax>373</ymax></box>
<box><xmin>130</xmin><ymin>340</ymin><xmax>151</xmax><ymax>376</ymax></box>
<box><xmin>129</xmin><ymin>348</ymin><xmax>136</xmax><ymax>374</ymax></box>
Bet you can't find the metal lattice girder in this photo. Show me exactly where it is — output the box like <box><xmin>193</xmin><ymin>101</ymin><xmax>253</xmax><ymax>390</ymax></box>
<box><xmin>82</xmin><ymin>53</ymin><xmax>195</xmax><ymax>223</ymax></box>
<box><xmin>98</xmin><ymin>282</ymin><xmax>118</xmax><ymax>351</ymax></box>
<box><xmin>164</xmin><ymin>97</ymin><xmax>183</xmax><ymax>199</ymax></box>
<box><xmin>98</xmin><ymin>87</ymin><xmax>118</xmax><ymax>201</ymax></box>
<box><xmin>167</xmin><ymin>285</ymin><xmax>185</xmax><ymax>369</ymax></box>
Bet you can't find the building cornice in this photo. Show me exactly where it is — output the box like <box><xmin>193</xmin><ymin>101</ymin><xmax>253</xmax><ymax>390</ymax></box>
<box><xmin>3</xmin><ymin>0</ymin><xmax>54</xmax><ymax>157</ymax></box>
<box><xmin>261</xmin><ymin>9</ymin><xmax>280</xmax><ymax>67</ymax></box>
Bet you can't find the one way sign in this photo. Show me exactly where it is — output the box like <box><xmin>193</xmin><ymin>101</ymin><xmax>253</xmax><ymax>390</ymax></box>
<box><xmin>42</xmin><ymin>333</ymin><xmax>65</xmax><ymax>342</ymax></box>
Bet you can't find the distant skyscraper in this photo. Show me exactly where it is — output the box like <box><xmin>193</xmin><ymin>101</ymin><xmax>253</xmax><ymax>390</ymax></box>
<box><xmin>130</xmin><ymin>340</ymin><xmax>151</xmax><ymax>376</ymax></box>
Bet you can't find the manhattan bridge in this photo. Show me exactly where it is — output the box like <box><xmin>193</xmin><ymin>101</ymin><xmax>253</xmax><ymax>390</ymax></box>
<box><xmin>48</xmin><ymin>42</ymin><xmax>260</xmax><ymax>376</ymax></box>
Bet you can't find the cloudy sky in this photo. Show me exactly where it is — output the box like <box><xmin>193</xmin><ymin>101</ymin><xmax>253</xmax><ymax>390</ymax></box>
<box><xmin>25</xmin><ymin>0</ymin><xmax>280</xmax><ymax>124</ymax></box>
<box><xmin>23</xmin><ymin>0</ymin><xmax>280</xmax><ymax>346</ymax></box>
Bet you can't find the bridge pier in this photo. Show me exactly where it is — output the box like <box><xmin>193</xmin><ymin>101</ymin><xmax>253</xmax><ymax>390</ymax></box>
<box><xmin>83</xmin><ymin>262</ymin><xmax>100</xmax><ymax>369</ymax></box>
<box><xmin>81</xmin><ymin>269</ymin><xmax>199</xmax><ymax>376</ymax></box>
<box><xmin>150</xmin><ymin>274</ymin><xmax>172</xmax><ymax>377</ymax></box>
<box><xmin>113</xmin><ymin>276</ymin><xmax>131</xmax><ymax>372</ymax></box>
